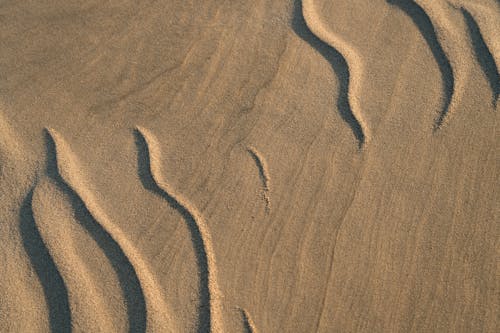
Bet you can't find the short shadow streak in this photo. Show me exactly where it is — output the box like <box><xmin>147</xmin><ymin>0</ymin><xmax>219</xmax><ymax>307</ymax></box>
<box><xmin>462</xmin><ymin>8</ymin><xmax>499</xmax><ymax>107</ymax></box>
<box><xmin>292</xmin><ymin>0</ymin><xmax>365</xmax><ymax>147</ymax></box>
<box><xmin>240</xmin><ymin>308</ymin><xmax>255</xmax><ymax>333</ymax></box>
<box><xmin>134</xmin><ymin>129</ymin><xmax>211</xmax><ymax>333</ymax></box>
<box><xmin>44</xmin><ymin>131</ymin><xmax>147</xmax><ymax>333</ymax></box>
<box><xmin>20</xmin><ymin>188</ymin><xmax>72</xmax><ymax>333</ymax></box>
<box><xmin>386</xmin><ymin>0</ymin><xmax>455</xmax><ymax>128</ymax></box>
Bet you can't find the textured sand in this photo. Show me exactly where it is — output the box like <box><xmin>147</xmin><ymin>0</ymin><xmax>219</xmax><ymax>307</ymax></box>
<box><xmin>0</xmin><ymin>0</ymin><xmax>498</xmax><ymax>332</ymax></box>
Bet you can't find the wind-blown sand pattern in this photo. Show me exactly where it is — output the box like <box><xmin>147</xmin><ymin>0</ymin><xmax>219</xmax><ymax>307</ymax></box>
<box><xmin>44</xmin><ymin>129</ymin><xmax>176</xmax><ymax>332</ymax></box>
<box><xmin>32</xmin><ymin>177</ymin><xmax>117</xmax><ymax>332</ymax></box>
<box><xmin>135</xmin><ymin>127</ymin><xmax>225</xmax><ymax>333</ymax></box>
<box><xmin>451</xmin><ymin>1</ymin><xmax>500</xmax><ymax>72</ymax></box>
<box><xmin>413</xmin><ymin>0</ymin><xmax>474</xmax><ymax>127</ymax></box>
<box><xmin>1</xmin><ymin>1</ymin><xmax>498</xmax><ymax>332</ymax></box>
<box><xmin>20</xmin><ymin>188</ymin><xmax>72</xmax><ymax>333</ymax></box>
<box><xmin>302</xmin><ymin>0</ymin><xmax>369</xmax><ymax>146</ymax></box>
<box><xmin>457</xmin><ymin>2</ymin><xmax>499</xmax><ymax>107</ymax></box>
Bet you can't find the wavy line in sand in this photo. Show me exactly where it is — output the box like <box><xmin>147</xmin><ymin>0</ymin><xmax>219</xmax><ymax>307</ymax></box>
<box><xmin>300</xmin><ymin>0</ymin><xmax>369</xmax><ymax>147</ymax></box>
<box><xmin>31</xmin><ymin>177</ymin><xmax>118</xmax><ymax>332</ymax></box>
<box><xmin>247</xmin><ymin>147</ymin><xmax>271</xmax><ymax>213</ymax></box>
<box><xmin>387</xmin><ymin>0</ymin><xmax>456</xmax><ymax>128</ymax></box>
<box><xmin>134</xmin><ymin>126</ymin><xmax>225</xmax><ymax>333</ymax></box>
<box><xmin>413</xmin><ymin>0</ymin><xmax>474</xmax><ymax>128</ymax></box>
<box><xmin>459</xmin><ymin>5</ymin><xmax>499</xmax><ymax>107</ymax></box>
<box><xmin>238</xmin><ymin>307</ymin><xmax>258</xmax><ymax>333</ymax></box>
<box><xmin>37</xmin><ymin>136</ymin><xmax>148</xmax><ymax>333</ymax></box>
<box><xmin>450</xmin><ymin>0</ymin><xmax>500</xmax><ymax>69</ymax></box>
<box><xmin>45</xmin><ymin>128</ymin><xmax>176</xmax><ymax>333</ymax></box>
<box><xmin>19</xmin><ymin>188</ymin><xmax>72</xmax><ymax>333</ymax></box>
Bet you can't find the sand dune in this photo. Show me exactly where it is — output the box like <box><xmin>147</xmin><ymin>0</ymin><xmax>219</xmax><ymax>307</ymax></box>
<box><xmin>0</xmin><ymin>0</ymin><xmax>498</xmax><ymax>332</ymax></box>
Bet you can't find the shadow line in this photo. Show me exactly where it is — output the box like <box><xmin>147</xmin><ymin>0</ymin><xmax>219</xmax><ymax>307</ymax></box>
<box><xmin>134</xmin><ymin>129</ymin><xmax>211</xmax><ymax>333</ymax></box>
<box><xmin>20</xmin><ymin>188</ymin><xmax>72</xmax><ymax>333</ymax></box>
<box><xmin>462</xmin><ymin>8</ymin><xmax>499</xmax><ymax>107</ymax></box>
<box><xmin>239</xmin><ymin>308</ymin><xmax>255</xmax><ymax>333</ymax></box>
<box><xmin>44</xmin><ymin>131</ymin><xmax>147</xmax><ymax>333</ymax></box>
<box><xmin>292</xmin><ymin>0</ymin><xmax>365</xmax><ymax>147</ymax></box>
<box><xmin>386</xmin><ymin>0</ymin><xmax>455</xmax><ymax>128</ymax></box>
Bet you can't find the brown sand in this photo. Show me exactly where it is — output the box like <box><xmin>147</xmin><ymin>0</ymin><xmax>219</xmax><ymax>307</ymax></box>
<box><xmin>0</xmin><ymin>0</ymin><xmax>498</xmax><ymax>332</ymax></box>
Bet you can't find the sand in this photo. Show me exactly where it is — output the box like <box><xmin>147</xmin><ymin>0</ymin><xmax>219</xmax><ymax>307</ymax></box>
<box><xmin>0</xmin><ymin>0</ymin><xmax>498</xmax><ymax>332</ymax></box>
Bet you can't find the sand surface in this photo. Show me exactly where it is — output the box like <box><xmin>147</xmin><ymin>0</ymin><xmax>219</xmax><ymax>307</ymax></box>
<box><xmin>0</xmin><ymin>0</ymin><xmax>498</xmax><ymax>332</ymax></box>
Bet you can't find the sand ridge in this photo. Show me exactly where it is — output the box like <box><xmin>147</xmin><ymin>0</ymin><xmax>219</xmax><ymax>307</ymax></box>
<box><xmin>45</xmin><ymin>128</ymin><xmax>177</xmax><ymax>332</ymax></box>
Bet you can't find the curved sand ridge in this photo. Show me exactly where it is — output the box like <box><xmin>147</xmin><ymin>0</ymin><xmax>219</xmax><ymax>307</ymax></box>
<box><xmin>247</xmin><ymin>147</ymin><xmax>271</xmax><ymax>213</ymax></box>
<box><xmin>302</xmin><ymin>0</ymin><xmax>370</xmax><ymax>146</ymax></box>
<box><xmin>450</xmin><ymin>0</ymin><xmax>500</xmax><ymax>69</ymax></box>
<box><xmin>44</xmin><ymin>128</ymin><xmax>177</xmax><ymax>332</ymax></box>
<box><xmin>413</xmin><ymin>0</ymin><xmax>474</xmax><ymax>127</ymax></box>
<box><xmin>31</xmin><ymin>178</ymin><xmax>116</xmax><ymax>332</ymax></box>
<box><xmin>135</xmin><ymin>126</ymin><xmax>225</xmax><ymax>333</ymax></box>
<box><xmin>452</xmin><ymin>0</ymin><xmax>499</xmax><ymax>106</ymax></box>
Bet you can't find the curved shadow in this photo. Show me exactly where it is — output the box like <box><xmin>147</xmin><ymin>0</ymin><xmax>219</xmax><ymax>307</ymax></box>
<box><xmin>386</xmin><ymin>0</ymin><xmax>455</xmax><ymax>128</ymax></box>
<box><xmin>134</xmin><ymin>129</ymin><xmax>211</xmax><ymax>333</ymax></box>
<box><xmin>292</xmin><ymin>0</ymin><xmax>365</xmax><ymax>147</ymax></box>
<box><xmin>20</xmin><ymin>188</ymin><xmax>72</xmax><ymax>333</ymax></box>
<box><xmin>462</xmin><ymin>8</ymin><xmax>499</xmax><ymax>107</ymax></box>
<box><xmin>239</xmin><ymin>308</ymin><xmax>256</xmax><ymax>333</ymax></box>
<box><xmin>44</xmin><ymin>131</ymin><xmax>147</xmax><ymax>333</ymax></box>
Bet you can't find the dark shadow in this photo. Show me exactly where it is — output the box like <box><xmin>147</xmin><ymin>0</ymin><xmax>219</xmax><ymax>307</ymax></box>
<box><xmin>240</xmin><ymin>308</ymin><xmax>254</xmax><ymax>333</ymax></box>
<box><xmin>291</xmin><ymin>0</ymin><xmax>365</xmax><ymax>148</ymax></box>
<box><xmin>44</xmin><ymin>130</ymin><xmax>147</xmax><ymax>333</ymax></box>
<box><xmin>462</xmin><ymin>8</ymin><xmax>499</xmax><ymax>107</ymax></box>
<box><xmin>134</xmin><ymin>129</ymin><xmax>211</xmax><ymax>333</ymax></box>
<box><xmin>247</xmin><ymin>148</ymin><xmax>268</xmax><ymax>190</ymax></box>
<box><xmin>386</xmin><ymin>0</ymin><xmax>455</xmax><ymax>128</ymax></box>
<box><xmin>20</xmin><ymin>188</ymin><xmax>72</xmax><ymax>333</ymax></box>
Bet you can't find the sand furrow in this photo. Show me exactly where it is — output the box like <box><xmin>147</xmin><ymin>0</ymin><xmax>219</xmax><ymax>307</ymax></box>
<box><xmin>43</xmin><ymin>131</ymin><xmax>148</xmax><ymax>332</ymax></box>
<box><xmin>247</xmin><ymin>147</ymin><xmax>271</xmax><ymax>213</ymax></box>
<box><xmin>459</xmin><ymin>7</ymin><xmax>499</xmax><ymax>107</ymax></box>
<box><xmin>451</xmin><ymin>0</ymin><xmax>500</xmax><ymax>71</ymax></box>
<box><xmin>387</xmin><ymin>0</ymin><xmax>455</xmax><ymax>128</ymax></box>
<box><xmin>32</xmin><ymin>177</ymin><xmax>116</xmax><ymax>333</ymax></box>
<box><xmin>301</xmin><ymin>0</ymin><xmax>369</xmax><ymax>147</ymax></box>
<box><xmin>45</xmin><ymin>128</ymin><xmax>176</xmax><ymax>333</ymax></box>
<box><xmin>412</xmin><ymin>0</ymin><xmax>473</xmax><ymax>128</ymax></box>
<box><xmin>19</xmin><ymin>188</ymin><xmax>72</xmax><ymax>333</ymax></box>
<box><xmin>134</xmin><ymin>127</ymin><xmax>225</xmax><ymax>333</ymax></box>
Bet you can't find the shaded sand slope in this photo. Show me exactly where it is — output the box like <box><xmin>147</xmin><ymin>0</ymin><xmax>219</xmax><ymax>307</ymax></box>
<box><xmin>0</xmin><ymin>0</ymin><xmax>498</xmax><ymax>332</ymax></box>
<box><xmin>0</xmin><ymin>113</ymin><xmax>49</xmax><ymax>332</ymax></box>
